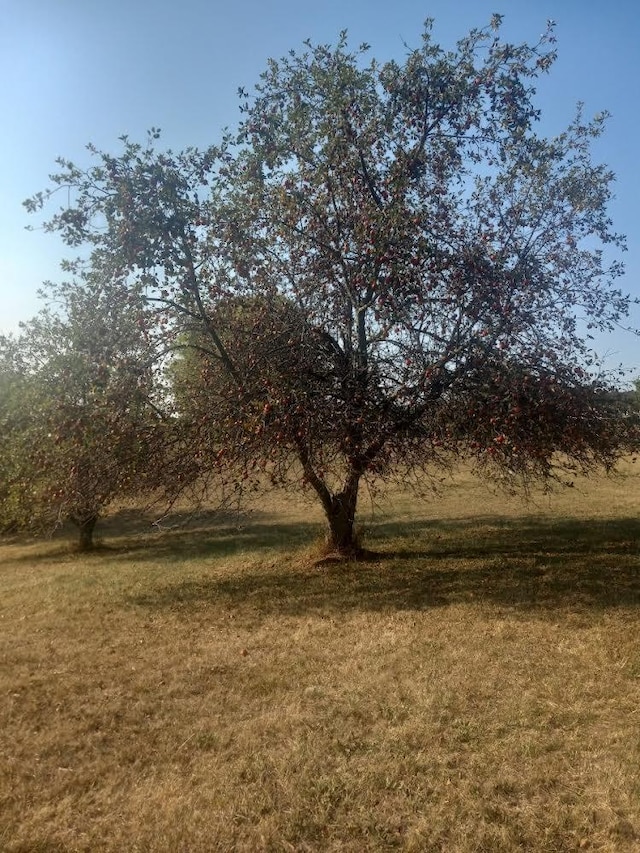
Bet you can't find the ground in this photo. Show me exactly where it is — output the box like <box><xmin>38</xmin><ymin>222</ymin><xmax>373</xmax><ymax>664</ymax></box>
<box><xmin>1</xmin><ymin>463</ymin><xmax>639</xmax><ymax>851</ymax></box>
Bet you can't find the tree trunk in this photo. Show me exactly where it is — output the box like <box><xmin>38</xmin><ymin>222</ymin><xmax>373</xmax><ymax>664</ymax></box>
<box><xmin>295</xmin><ymin>439</ymin><xmax>364</xmax><ymax>557</ymax></box>
<box><xmin>75</xmin><ymin>515</ymin><xmax>98</xmax><ymax>551</ymax></box>
<box><xmin>324</xmin><ymin>474</ymin><xmax>361</xmax><ymax>556</ymax></box>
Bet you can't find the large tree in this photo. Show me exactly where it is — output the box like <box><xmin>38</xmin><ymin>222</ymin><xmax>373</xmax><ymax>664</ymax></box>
<box><xmin>27</xmin><ymin>18</ymin><xmax>635</xmax><ymax>554</ymax></box>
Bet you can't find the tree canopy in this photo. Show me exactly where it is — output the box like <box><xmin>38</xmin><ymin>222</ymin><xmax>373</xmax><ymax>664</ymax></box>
<box><xmin>25</xmin><ymin>18</ymin><xmax>636</xmax><ymax>554</ymax></box>
<box><xmin>0</xmin><ymin>275</ymin><xmax>162</xmax><ymax>549</ymax></box>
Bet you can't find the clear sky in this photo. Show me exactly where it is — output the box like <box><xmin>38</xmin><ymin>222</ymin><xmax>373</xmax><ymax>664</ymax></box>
<box><xmin>1</xmin><ymin>0</ymin><xmax>638</xmax><ymax>374</ymax></box>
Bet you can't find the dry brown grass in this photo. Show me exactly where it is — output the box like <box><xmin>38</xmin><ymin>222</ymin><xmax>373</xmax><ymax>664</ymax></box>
<box><xmin>1</xmin><ymin>463</ymin><xmax>639</xmax><ymax>851</ymax></box>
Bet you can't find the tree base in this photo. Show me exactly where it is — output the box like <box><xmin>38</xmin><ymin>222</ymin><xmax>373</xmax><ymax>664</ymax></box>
<box><xmin>313</xmin><ymin>547</ymin><xmax>381</xmax><ymax>567</ymax></box>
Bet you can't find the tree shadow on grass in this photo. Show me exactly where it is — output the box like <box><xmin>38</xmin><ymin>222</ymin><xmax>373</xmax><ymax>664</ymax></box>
<box><xmin>102</xmin><ymin>510</ymin><xmax>323</xmax><ymax>562</ymax></box>
<box><xmin>128</xmin><ymin>514</ymin><xmax>640</xmax><ymax>616</ymax></box>
<box><xmin>379</xmin><ymin>514</ymin><xmax>640</xmax><ymax>561</ymax></box>
<box><xmin>4</xmin><ymin>507</ymin><xmax>324</xmax><ymax>564</ymax></box>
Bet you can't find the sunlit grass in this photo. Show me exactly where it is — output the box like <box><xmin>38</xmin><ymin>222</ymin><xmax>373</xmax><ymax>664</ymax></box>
<box><xmin>1</xmin><ymin>463</ymin><xmax>639</xmax><ymax>851</ymax></box>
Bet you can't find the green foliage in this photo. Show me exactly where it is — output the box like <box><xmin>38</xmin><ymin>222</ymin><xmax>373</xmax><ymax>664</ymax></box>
<box><xmin>0</xmin><ymin>359</ymin><xmax>40</xmax><ymax>531</ymax></box>
<box><xmin>0</xmin><ymin>274</ymin><xmax>163</xmax><ymax>548</ymax></box>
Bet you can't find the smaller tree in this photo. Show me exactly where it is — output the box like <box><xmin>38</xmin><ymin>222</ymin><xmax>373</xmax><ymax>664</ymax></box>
<box><xmin>0</xmin><ymin>360</ymin><xmax>42</xmax><ymax>532</ymax></box>
<box><xmin>0</xmin><ymin>274</ymin><xmax>163</xmax><ymax>549</ymax></box>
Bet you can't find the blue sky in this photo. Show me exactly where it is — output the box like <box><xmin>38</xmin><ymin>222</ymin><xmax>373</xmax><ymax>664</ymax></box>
<box><xmin>1</xmin><ymin>0</ymin><xmax>638</xmax><ymax>374</ymax></box>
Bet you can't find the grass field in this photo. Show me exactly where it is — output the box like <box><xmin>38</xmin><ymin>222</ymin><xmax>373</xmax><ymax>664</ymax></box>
<box><xmin>1</xmin><ymin>464</ymin><xmax>639</xmax><ymax>852</ymax></box>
